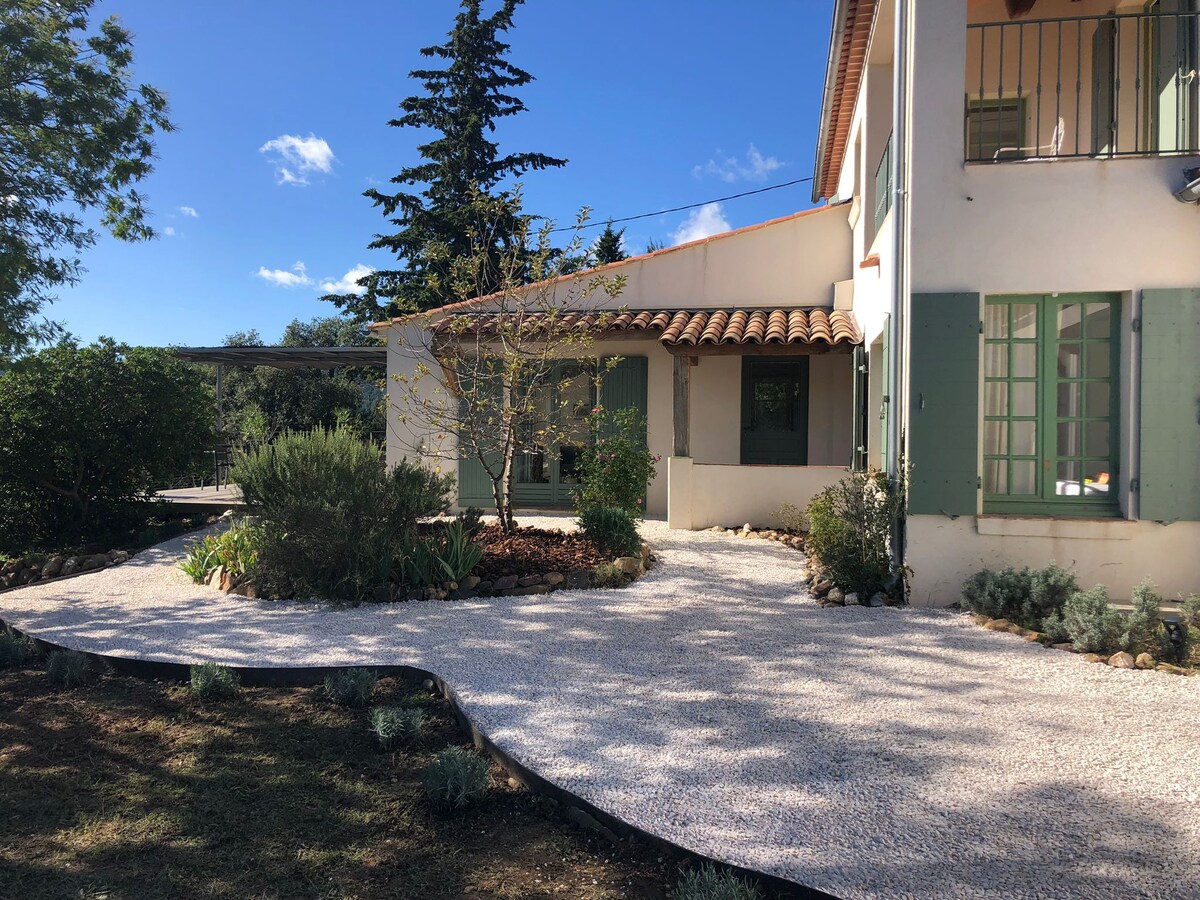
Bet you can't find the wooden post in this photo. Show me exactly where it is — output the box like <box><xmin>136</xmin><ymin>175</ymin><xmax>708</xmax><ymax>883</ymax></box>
<box><xmin>672</xmin><ymin>354</ymin><xmax>691</xmax><ymax>457</ymax></box>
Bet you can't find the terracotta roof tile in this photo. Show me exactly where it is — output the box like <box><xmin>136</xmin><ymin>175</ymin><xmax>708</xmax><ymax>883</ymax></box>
<box><xmin>433</xmin><ymin>307</ymin><xmax>863</xmax><ymax>349</ymax></box>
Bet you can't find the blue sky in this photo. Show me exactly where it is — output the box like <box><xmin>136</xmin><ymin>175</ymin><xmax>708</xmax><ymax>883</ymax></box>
<box><xmin>57</xmin><ymin>0</ymin><xmax>835</xmax><ymax>347</ymax></box>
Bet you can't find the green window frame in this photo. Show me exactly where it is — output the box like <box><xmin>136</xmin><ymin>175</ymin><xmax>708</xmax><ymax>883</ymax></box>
<box><xmin>965</xmin><ymin>97</ymin><xmax>1027</xmax><ymax>161</ymax></box>
<box><xmin>983</xmin><ymin>294</ymin><xmax>1121</xmax><ymax>517</ymax></box>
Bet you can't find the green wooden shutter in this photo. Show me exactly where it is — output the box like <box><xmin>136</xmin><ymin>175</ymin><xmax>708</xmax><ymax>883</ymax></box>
<box><xmin>1092</xmin><ymin>18</ymin><xmax>1116</xmax><ymax>156</ymax></box>
<box><xmin>599</xmin><ymin>356</ymin><xmax>648</xmax><ymax>440</ymax></box>
<box><xmin>852</xmin><ymin>344</ymin><xmax>867</xmax><ymax>471</ymax></box>
<box><xmin>1140</xmin><ymin>289</ymin><xmax>1200</xmax><ymax>522</ymax></box>
<box><xmin>908</xmin><ymin>293</ymin><xmax>981</xmax><ymax>516</ymax></box>
<box><xmin>879</xmin><ymin>314</ymin><xmax>891</xmax><ymax>471</ymax></box>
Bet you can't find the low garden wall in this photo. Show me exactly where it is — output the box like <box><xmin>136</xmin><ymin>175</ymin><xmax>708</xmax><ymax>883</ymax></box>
<box><xmin>666</xmin><ymin>458</ymin><xmax>848</xmax><ymax>530</ymax></box>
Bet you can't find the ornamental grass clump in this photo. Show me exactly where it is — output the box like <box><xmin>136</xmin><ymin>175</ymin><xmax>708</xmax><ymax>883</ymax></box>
<box><xmin>805</xmin><ymin>470</ymin><xmax>903</xmax><ymax>597</ymax></box>
<box><xmin>46</xmin><ymin>650</ymin><xmax>91</xmax><ymax>689</ymax></box>
<box><xmin>322</xmin><ymin>668</ymin><xmax>377</xmax><ymax>708</ymax></box>
<box><xmin>233</xmin><ymin>428</ymin><xmax>453</xmax><ymax>603</ymax></box>
<box><xmin>578</xmin><ymin>505</ymin><xmax>641</xmax><ymax>558</ymax></box>
<box><xmin>370</xmin><ymin>706</ymin><xmax>425</xmax><ymax>750</ymax></box>
<box><xmin>671</xmin><ymin>864</ymin><xmax>764</xmax><ymax>900</ymax></box>
<box><xmin>422</xmin><ymin>746</ymin><xmax>490</xmax><ymax>812</ymax></box>
<box><xmin>190</xmin><ymin>663</ymin><xmax>240</xmax><ymax>700</ymax></box>
<box><xmin>574</xmin><ymin>406</ymin><xmax>658</xmax><ymax>518</ymax></box>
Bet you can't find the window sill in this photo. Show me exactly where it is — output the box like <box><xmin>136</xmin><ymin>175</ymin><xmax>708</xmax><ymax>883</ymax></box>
<box><xmin>976</xmin><ymin>515</ymin><xmax>1136</xmax><ymax>541</ymax></box>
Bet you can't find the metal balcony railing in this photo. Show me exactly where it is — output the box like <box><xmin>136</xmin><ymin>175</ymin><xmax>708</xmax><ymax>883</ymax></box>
<box><xmin>966</xmin><ymin>10</ymin><xmax>1199</xmax><ymax>162</ymax></box>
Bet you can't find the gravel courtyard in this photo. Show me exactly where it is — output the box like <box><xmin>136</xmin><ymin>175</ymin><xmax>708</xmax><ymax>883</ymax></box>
<box><xmin>2</xmin><ymin>518</ymin><xmax>1198</xmax><ymax>900</ymax></box>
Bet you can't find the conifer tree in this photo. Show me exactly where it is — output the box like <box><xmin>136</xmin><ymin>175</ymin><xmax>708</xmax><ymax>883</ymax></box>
<box><xmin>593</xmin><ymin>222</ymin><xmax>628</xmax><ymax>265</ymax></box>
<box><xmin>325</xmin><ymin>0</ymin><xmax>565</xmax><ymax>321</ymax></box>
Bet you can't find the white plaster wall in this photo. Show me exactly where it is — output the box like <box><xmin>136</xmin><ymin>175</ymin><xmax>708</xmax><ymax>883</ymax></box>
<box><xmin>667</xmin><ymin>458</ymin><xmax>849</xmax><ymax>530</ymax></box>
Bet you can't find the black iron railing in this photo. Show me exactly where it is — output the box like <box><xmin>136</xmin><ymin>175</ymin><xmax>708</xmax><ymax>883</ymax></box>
<box><xmin>966</xmin><ymin>10</ymin><xmax>1199</xmax><ymax>162</ymax></box>
<box><xmin>874</xmin><ymin>132</ymin><xmax>893</xmax><ymax>231</ymax></box>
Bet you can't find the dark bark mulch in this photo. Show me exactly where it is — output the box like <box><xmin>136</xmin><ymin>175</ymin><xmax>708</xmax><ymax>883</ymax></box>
<box><xmin>472</xmin><ymin>525</ymin><xmax>608</xmax><ymax>580</ymax></box>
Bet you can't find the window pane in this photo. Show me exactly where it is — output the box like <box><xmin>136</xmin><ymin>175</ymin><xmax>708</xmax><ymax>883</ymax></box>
<box><xmin>984</xmin><ymin>343</ymin><xmax>1008</xmax><ymax>377</ymax></box>
<box><xmin>984</xmin><ymin>421</ymin><xmax>1008</xmax><ymax>455</ymax></box>
<box><xmin>1010</xmin><ymin>460</ymin><xmax>1037</xmax><ymax>495</ymax></box>
<box><xmin>1057</xmin><ymin>344</ymin><xmax>1082</xmax><ymax>378</ymax></box>
<box><xmin>1011</xmin><ymin>420</ymin><xmax>1037</xmax><ymax>455</ymax></box>
<box><xmin>1085</xmin><ymin>303</ymin><xmax>1111</xmax><ymax>338</ymax></box>
<box><xmin>985</xmin><ymin>382</ymin><xmax>1009</xmax><ymax>416</ymax></box>
<box><xmin>1086</xmin><ymin>420</ymin><xmax>1110</xmax><ymax>458</ymax></box>
<box><xmin>1086</xmin><ymin>342</ymin><xmax>1111</xmax><ymax>379</ymax></box>
<box><xmin>1056</xmin><ymin>460</ymin><xmax>1081</xmax><ymax>495</ymax></box>
<box><xmin>1012</xmin><ymin>304</ymin><xmax>1038</xmax><ymax>339</ymax></box>
<box><xmin>1057</xmin><ymin>304</ymin><xmax>1083</xmax><ymax>340</ymax></box>
<box><xmin>1058</xmin><ymin>382</ymin><xmax>1082</xmax><ymax>417</ymax></box>
<box><xmin>1084</xmin><ymin>461</ymin><xmax>1113</xmax><ymax>493</ymax></box>
<box><xmin>969</xmin><ymin>101</ymin><xmax>1024</xmax><ymax>159</ymax></box>
<box><xmin>1012</xmin><ymin>382</ymin><xmax>1036</xmax><ymax>417</ymax></box>
<box><xmin>984</xmin><ymin>305</ymin><xmax>1009</xmax><ymax>338</ymax></box>
<box><xmin>1057</xmin><ymin>421</ymin><xmax>1082</xmax><ymax>456</ymax></box>
<box><xmin>1011</xmin><ymin>343</ymin><xmax>1037</xmax><ymax>378</ymax></box>
<box><xmin>1086</xmin><ymin>382</ymin><xmax>1110</xmax><ymax>417</ymax></box>
<box><xmin>984</xmin><ymin>459</ymin><xmax>1008</xmax><ymax>494</ymax></box>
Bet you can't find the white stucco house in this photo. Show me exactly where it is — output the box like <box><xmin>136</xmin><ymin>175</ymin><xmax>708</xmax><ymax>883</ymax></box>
<box><xmin>376</xmin><ymin>0</ymin><xmax>1200</xmax><ymax>607</ymax></box>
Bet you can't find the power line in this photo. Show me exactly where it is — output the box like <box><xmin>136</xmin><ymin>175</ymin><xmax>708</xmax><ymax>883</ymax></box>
<box><xmin>547</xmin><ymin>175</ymin><xmax>816</xmax><ymax>233</ymax></box>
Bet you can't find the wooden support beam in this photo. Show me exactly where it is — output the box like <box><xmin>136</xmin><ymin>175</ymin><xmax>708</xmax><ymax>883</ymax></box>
<box><xmin>672</xmin><ymin>353</ymin><xmax>691</xmax><ymax>457</ymax></box>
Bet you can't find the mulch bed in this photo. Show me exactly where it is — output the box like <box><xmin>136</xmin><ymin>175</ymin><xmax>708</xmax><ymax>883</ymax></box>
<box><xmin>472</xmin><ymin>525</ymin><xmax>609</xmax><ymax>581</ymax></box>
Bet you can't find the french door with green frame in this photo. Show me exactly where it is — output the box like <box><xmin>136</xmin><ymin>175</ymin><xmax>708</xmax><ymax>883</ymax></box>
<box><xmin>511</xmin><ymin>360</ymin><xmax>596</xmax><ymax>506</ymax></box>
<box><xmin>983</xmin><ymin>294</ymin><xmax>1121</xmax><ymax>516</ymax></box>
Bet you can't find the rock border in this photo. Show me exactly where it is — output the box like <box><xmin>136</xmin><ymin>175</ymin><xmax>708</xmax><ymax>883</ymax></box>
<box><xmin>970</xmin><ymin>613</ymin><xmax>1198</xmax><ymax>677</ymax></box>
<box><xmin>0</xmin><ymin>549</ymin><xmax>134</xmax><ymax>592</ymax></box>
<box><xmin>708</xmin><ymin>523</ymin><xmax>806</xmax><ymax>551</ymax></box>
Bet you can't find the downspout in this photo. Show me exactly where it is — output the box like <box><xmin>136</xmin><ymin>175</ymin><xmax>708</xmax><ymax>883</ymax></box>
<box><xmin>888</xmin><ymin>0</ymin><xmax>911</xmax><ymax>574</ymax></box>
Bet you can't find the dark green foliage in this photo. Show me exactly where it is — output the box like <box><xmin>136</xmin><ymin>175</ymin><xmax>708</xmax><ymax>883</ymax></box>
<box><xmin>179</xmin><ymin>519</ymin><xmax>262</xmax><ymax>584</ymax></box>
<box><xmin>1041</xmin><ymin>610</ymin><xmax>1070</xmax><ymax>644</ymax></box>
<box><xmin>578</xmin><ymin>506</ymin><xmax>641</xmax><ymax>558</ymax></box>
<box><xmin>233</xmin><ymin>428</ymin><xmax>453</xmax><ymax>603</ymax></box>
<box><xmin>218</xmin><ymin>316</ymin><xmax>384</xmax><ymax>447</ymax></box>
<box><xmin>961</xmin><ymin>562</ymin><xmax>1078</xmax><ymax>630</ymax></box>
<box><xmin>1121</xmin><ymin>580</ymin><xmax>1164</xmax><ymax>655</ymax></box>
<box><xmin>0</xmin><ymin>629</ymin><xmax>33</xmax><ymax>667</ymax></box>
<box><xmin>805</xmin><ymin>471</ymin><xmax>902</xmax><ymax>597</ymax></box>
<box><xmin>1160</xmin><ymin>593</ymin><xmax>1200</xmax><ymax>666</ymax></box>
<box><xmin>454</xmin><ymin>506</ymin><xmax>485</xmax><ymax>540</ymax></box>
<box><xmin>190</xmin><ymin>663</ymin><xmax>240</xmax><ymax>700</ymax></box>
<box><xmin>574</xmin><ymin>407</ymin><xmax>658</xmax><ymax>518</ymax></box>
<box><xmin>593</xmin><ymin>223</ymin><xmax>628</xmax><ymax>265</ymax></box>
<box><xmin>671</xmin><ymin>864</ymin><xmax>764</xmax><ymax>900</ymax></box>
<box><xmin>45</xmin><ymin>650</ymin><xmax>91</xmax><ymax>688</ymax></box>
<box><xmin>370</xmin><ymin>706</ymin><xmax>425</xmax><ymax>750</ymax></box>
<box><xmin>0</xmin><ymin>340</ymin><xmax>213</xmax><ymax>551</ymax></box>
<box><xmin>1027</xmin><ymin>563</ymin><xmax>1079</xmax><ymax>625</ymax></box>
<box><xmin>397</xmin><ymin>519</ymin><xmax>485</xmax><ymax>588</ymax></box>
<box><xmin>0</xmin><ymin>0</ymin><xmax>175</xmax><ymax>357</ymax></box>
<box><xmin>326</xmin><ymin>0</ymin><xmax>566</xmax><ymax>320</ymax></box>
<box><xmin>322</xmin><ymin>668</ymin><xmax>378</xmax><ymax>708</ymax></box>
<box><xmin>422</xmin><ymin>747</ymin><xmax>490</xmax><ymax>811</ymax></box>
<box><xmin>1062</xmin><ymin>587</ymin><xmax>1125</xmax><ymax>653</ymax></box>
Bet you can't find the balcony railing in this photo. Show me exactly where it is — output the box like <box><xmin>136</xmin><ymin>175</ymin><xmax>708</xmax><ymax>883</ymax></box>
<box><xmin>966</xmin><ymin>10</ymin><xmax>1199</xmax><ymax>162</ymax></box>
<box><xmin>874</xmin><ymin>132</ymin><xmax>893</xmax><ymax>232</ymax></box>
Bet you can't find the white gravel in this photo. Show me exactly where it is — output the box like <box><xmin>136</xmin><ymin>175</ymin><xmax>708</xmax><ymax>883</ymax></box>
<box><xmin>2</xmin><ymin>517</ymin><xmax>1199</xmax><ymax>900</ymax></box>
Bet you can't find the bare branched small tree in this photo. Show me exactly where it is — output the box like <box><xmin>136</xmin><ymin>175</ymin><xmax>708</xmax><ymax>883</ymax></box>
<box><xmin>389</xmin><ymin>187</ymin><xmax>626</xmax><ymax>532</ymax></box>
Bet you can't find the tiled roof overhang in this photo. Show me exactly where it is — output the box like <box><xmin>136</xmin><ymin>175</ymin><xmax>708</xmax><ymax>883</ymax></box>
<box><xmin>813</xmin><ymin>0</ymin><xmax>878</xmax><ymax>203</ymax></box>
<box><xmin>433</xmin><ymin>308</ymin><xmax>863</xmax><ymax>353</ymax></box>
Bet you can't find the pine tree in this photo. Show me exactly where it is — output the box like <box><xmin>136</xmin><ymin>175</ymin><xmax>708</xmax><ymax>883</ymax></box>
<box><xmin>325</xmin><ymin>0</ymin><xmax>565</xmax><ymax>321</ymax></box>
<box><xmin>593</xmin><ymin>222</ymin><xmax>628</xmax><ymax>265</ymax></box>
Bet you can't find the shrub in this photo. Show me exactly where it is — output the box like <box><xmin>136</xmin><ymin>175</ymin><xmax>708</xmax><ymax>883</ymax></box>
<box><xmin>574</xmin><ymin>406</ymin><xmax>659</xmax><ymax>518</ymax></box>
<box><xmin>589</xmin><ymin>562</ymin><xmax>631</xmax><ymax>589</ymax></box>
<box><xmin>961</xmin><ymin>566</ymin><xmax>1031</xmax><ymax>621</ymax></box>
<box><xmin>180</xmin><ymin>519</ymin><xmax>263</xmax><ymax>584</ymax></box>
<box><xmin>1062</xmin><ymin>587</ymin><xmax>1125</xmax><ymax>653</ymax></box>
<box><xmin>398</xmin><ymin>520</ymin><xmax>486</xmax><ymax>588</ymax></box>
<box><xmin>370</xmin><ymin>706</ymin><xmax>425</xmax><ymax>750</ymax></box>
<box><xmin>1121</xmin><ymin>580</ymin><xmax>1163</xmax><ymax>655</ymax></box>
<box><xmin>0</xmin><ymin>629</ymin><xmax>33</xmax><ymax>667</ymax></box>
<box><xmin>0</xmin><ymin>340</ymin><xmax>213</xmax><ymax>551</ymax></box>
<box><xmin>46</xmin><ymin>650</ymin><xmax>91</xmax><ymax>688</ymax></box>
<box><xmin>454</xmin><ymin>506</ymin><xmax>485</xmax><ymax>539</ymax></box>
<box><xmin>1161</xmin><ymin>594</ymin><xmax>1200</xmax><ymax>666</ymax></box>
<box><xmin>1027</xmin><ymin>563</ymin><xmax>1079</xmax><ymax>625</ymax></box>
<box><xmin>322</xmin><ymin>668</ymin><xmax>377</xmax><ymax>707</ymax></box>
<box><xmin>422</xmin><ymin>747</ymin><xmax>490</xmax><ymax>811</ymax></box>
<box><xmin>1041</xmin><ymin>610</ymin><xmax>1070</xmax><ymax>644</ymax></box>
<box><xmin>773</xmin><ymin>502</ymin><xmax>808</xmax><ymax>534</ymax></box>
<box><xmin>578</xmin><ymin>505</ymin><xmax>641</xmax><ymax>558</ymax></box>
<box><xmin>190</xmin><ymin>663</ymin><xmax>240</xmax><ymax>700</ymax></box>
<box><xmin>671</xmin><ymin>864</ymin><xmax>763</xmax><ymax>900</ymax></box>
<box><xmin>233</xmin><ymin>428</ymin><xmax>453</xmax><ymax>603</ymax></box>
<box><xmin>805</xmin><ymin>470</ymin><xmax>902</xmax><ymax>597</ymax></box>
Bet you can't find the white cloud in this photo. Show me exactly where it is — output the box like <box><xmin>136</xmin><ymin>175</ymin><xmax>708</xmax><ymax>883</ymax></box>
<box><xmin>258</xmin><ymin>134</ymin><xmax>336</xmax><ymax>186</ymax></box>
<box><xmin>319</xmin><ymin>263</ymin><xmax>374</xmax><ymax>295</ymax></box>
<box><xmin>179</xmin><ymin>206</ymin><xmax>199</xmax><ymax>218</ymax></box>
<box><xmin>163</xmin><ymin>226</ymin><xmax>176</xmax><ymax>237</ymax></box>
<box><xmin>255</xmin><ymin>261</ymin><xmax>313</xmax><ymax>288</ymax></box>
<box><xmin>692</xmin><ymin>144</ymin><xmax>783</xmax><ymax>183</ymax></box>
<box><xmin>671</xmin><ymin>203</ymin><xmax>732</xmax><ymax>245</ymax></box>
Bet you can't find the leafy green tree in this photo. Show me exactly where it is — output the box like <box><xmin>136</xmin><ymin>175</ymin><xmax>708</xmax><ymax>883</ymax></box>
<box><xmin>324</xmin><ymin>0</ymin><xmax>565</xmax><ymax>321</ymax></box>
<box><xmin>0</xmin><ymin>340</ymin><xmax>212</xmax><ymax>550</ymax></box>
<box><xmin>0</xmin><ymin>1</ymin><xmax>175</xmax><ymax>358</ymax></box>
<box><xmin>218</xmin><ymin>316</ymin><xmax>384</xmax><ymax>446</ymax></box>
<box><xmin>593</xmin><ymin>222</ymin><xmax>628</xmax><ymax>265</ymax></box>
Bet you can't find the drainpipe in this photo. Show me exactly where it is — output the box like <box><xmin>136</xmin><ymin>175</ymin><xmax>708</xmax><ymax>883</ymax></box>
<box><xmin>888</xmin><ymin>0</ymin><xmax>911</xmax><ymax>574</ymax></box>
